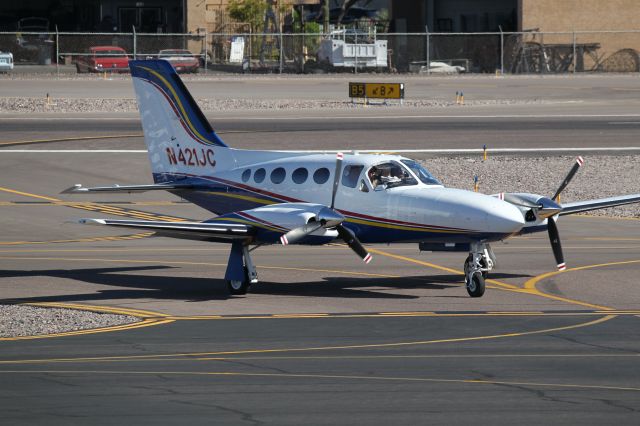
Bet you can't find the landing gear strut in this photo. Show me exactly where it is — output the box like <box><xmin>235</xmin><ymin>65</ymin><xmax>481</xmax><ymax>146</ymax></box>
<box><xmin>464</xmin><ymin>243</ymin><xmax>496</xmax><ymax>298</ymax></box>
<box><xmin>225</xmin><ymin>241</ymin><xmax>258</xmax><ymax>295</ymax></box>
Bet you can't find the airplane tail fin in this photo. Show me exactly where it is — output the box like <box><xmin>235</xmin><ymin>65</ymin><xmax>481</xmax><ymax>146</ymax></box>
<box><xmin>129</xmin><ymin>60</ymin><xmax>231</xmax><ymax>183</ymax></box>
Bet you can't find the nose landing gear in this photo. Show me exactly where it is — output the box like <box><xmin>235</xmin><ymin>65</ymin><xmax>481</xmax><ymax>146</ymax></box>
<box><xmin>464</xmin><ymin>243</ymin><xmax>496</xmax><ymax>297</ymax></box>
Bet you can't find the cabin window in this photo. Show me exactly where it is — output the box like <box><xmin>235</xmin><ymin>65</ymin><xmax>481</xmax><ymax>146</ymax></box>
<box><xmin>313</xmin><ymin>167</ymin><xmax>330</xmax><ymax>184</ymax></box>
<box><xmin>241</xmin><ymin>169</ymin><xmax>251</xmax><ymax>182</ymax></box>
<box><xmin>292</xmin><ymin>167</ymin><xmax>308</xmax><ymax>184</ymax></box>
<box><xmin>254</xmin><ymin>168</ymin><xmax>266</xmax><ymax>183</ymax></box>
<box><xmin>341</xmin><ymin>165</ymin><xmax>364</xmax><ymax>188</ymax></box>
<box><xmin>359</xmin><ymin>179</ymin><xmax>369</xmax><ymax>193</ymax></box>
<box><xmin>270</xmin><ymin>167</ymin><xmax>286</xmax><ymax>184</ymax></box>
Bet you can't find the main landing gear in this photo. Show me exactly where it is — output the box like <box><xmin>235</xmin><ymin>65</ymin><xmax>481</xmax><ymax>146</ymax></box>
<box><xmin>225</xmin><ymin>241</ymin><xmax>258</xmax><ymax>295</ymax></box>
<box><xmin>464</xmin><ymin>243</ymin><xmax>496</xmax><ymax>298</ymax></box>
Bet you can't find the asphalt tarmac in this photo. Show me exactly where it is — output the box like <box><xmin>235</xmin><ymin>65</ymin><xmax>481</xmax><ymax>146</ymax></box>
<box><xmin>1</xmin><ymin>76</ymin><xmax>640</xmax><ymax>424</ymax></box>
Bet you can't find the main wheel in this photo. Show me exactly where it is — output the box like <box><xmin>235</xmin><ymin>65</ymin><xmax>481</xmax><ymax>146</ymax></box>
<box><xmin>466</xmin><ymin>271</ymin><xmax>486</xmax><ymax>298</ymax></box>
<box><xmin>227</xmin><ymin>267</ymin><xmax>250</xmax><ymax>295</ymax></box>
<box><xmin>227</xmin><ymin>278</ymin><xmax>250</xmax><ymax>295</ymax></box>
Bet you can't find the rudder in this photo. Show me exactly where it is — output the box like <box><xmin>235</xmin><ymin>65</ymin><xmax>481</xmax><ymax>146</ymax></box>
<box><xmin>129</xmin><ymin>60</ymin><xmax>231</xmax><ymax>182</ymax></box>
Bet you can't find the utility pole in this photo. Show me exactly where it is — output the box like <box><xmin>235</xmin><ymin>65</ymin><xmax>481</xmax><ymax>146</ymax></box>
<box><xmin>323</xmin><ymin>0</ymin><xmax>330</xmax><ymax>34</ymax></box>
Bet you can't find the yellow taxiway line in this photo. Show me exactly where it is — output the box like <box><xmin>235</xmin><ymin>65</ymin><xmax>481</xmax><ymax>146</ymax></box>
<box><xmin>0</xmin><ymin>314</ymin><xmax>616</xmax><ymax>364</ymax></box>
<box><xmin>0</xmin><ymin>369</ymin><xmax>637</xmax><ymax>392</ymax></box>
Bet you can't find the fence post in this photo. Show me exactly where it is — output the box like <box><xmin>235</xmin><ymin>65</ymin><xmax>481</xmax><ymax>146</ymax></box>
<box><xmin>132</xmin><ymin>26</ymin><xmax>136</xmax><ymax>59</ymax></box>
<box><xmin>279</xmin><ymin>31</ymin><xmax>284</xmax><ymax>73</ymax></box>
<box><xmin>572</xmin><ymin>31</ymin><xmax>576</xmax><ymax>74</ymax></box>
<box><xmin>426</xmin><ymin>26</ymin><xmax>430</xmax><ymax>75</ymax></box>
<box><xmin>55</xmin><ymin>25</ymin><xmax>59</xmax><ymax>78</ymax></box>
<box><xmin>354</xmin><ymin>31</ymin><xmax>358</xmax><ymax>74</ymax></box>
<box><xmin>499</xmin><ymin>26</ymin><xmax>504</xmax><ymax>75</ymax></box>
<box><xmin>204</xmin><ymin>30</ymin><xmax>208</xmax><ymax>73</ymax></box>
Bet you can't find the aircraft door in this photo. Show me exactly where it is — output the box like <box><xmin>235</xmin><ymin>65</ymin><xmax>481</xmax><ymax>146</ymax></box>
<box><xmin>339</xmin><ymin>164</ymin><xmax>390</xmax><ymax>220</ymax></box>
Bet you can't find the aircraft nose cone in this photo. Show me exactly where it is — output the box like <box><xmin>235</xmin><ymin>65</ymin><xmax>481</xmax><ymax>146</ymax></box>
<box><xmin>487</xmin><ymin>200</ymin><xmax>525</xmax><ymax>233</ymax></box>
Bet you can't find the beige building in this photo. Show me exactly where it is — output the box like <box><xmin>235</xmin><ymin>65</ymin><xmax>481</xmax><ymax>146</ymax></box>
<box><xmin>518</xmin><ymin>0</ymin><xmax>640</xmax><ymax>71</ymax></box>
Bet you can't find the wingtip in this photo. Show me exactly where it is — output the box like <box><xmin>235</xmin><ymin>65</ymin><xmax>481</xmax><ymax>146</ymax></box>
<box><xmin>77</xmin><ymin>218</ymin><xmax>107</xmax><ymax>226</ymax></box>
<box><xmin>60</xmin><ymin>184</ymin><xmax>86</xmax><ymax>194</ymax></box>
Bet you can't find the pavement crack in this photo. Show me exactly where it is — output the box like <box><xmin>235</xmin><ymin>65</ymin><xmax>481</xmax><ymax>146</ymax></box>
<box><xmin>591</xmin><ymin>398</ymin><xmax>640</xmax><ymax>413</ymax></box>
<box><xmin>218</xmin><ymin>359</ymin><xmax>290</xmax><ymax>375</ymax></box>
<box><xmin>37</xmin><ymin>373</ymin><xmax>79</xmax><ymax>388</ymax></box>
<box><xmin>169</xmin><ymin>399</ymin><xmax>264</xmax><ymax>425</ymax></box>
<box><xmin>550</xmin><ymin>334</ymin><xmax>640</xmax><ymax>354</ymax></box>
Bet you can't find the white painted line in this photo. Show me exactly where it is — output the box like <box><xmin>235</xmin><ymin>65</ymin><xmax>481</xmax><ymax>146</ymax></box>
<box><xmin>3</xmin><ymin>113</ymin><xmax>640</xmax><ymax>121</ymax></box>
<box><xmin>2</xmin><ymin>147</ymin><xmax>640</xmax><ymax>154</ymax></box>
<box><xmin>0</xmin><ymin>150</ymin><xmax>148</xmax><ymax>153</ymax></box>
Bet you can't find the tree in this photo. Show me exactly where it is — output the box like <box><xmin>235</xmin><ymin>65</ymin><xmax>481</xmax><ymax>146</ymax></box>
<box><xmin>228</xmin><ymin>0</ymin><xmax>268</xmax><ymax>33</ymax></box>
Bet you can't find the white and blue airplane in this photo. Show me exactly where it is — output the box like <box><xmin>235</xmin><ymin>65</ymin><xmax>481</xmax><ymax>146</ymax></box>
<box><xmin>66</xmin><ymin>60</ymin><xmax>640</xmax><ymax>297</ymax></box>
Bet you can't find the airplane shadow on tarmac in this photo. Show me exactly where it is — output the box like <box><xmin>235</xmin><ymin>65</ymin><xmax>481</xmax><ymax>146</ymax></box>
<box><xmin>0</xmin><ymin>265</ymin><xmax>530</xmax><ymax>304</ymax></box>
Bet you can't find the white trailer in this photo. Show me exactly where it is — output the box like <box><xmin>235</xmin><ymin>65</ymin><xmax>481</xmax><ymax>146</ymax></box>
<box><xmin>317</xmin><ymin>30</ymin><xmax>387</xmax><ymax>70</ymax></box>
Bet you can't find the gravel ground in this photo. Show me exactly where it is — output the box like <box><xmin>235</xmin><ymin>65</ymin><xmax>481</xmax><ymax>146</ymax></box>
<box><xmin>0</xmin><ymin>97</ymin><xmax>542</xmax><ymax>113</ymax></box>
<box><xmin>0</xmin><ymin>305</ymin><xmax>138</xmax><ymax>338</ymax></box>
<box><xmin>424</xmin><ymin>155</ymin><xmax>640</xmax><ymax>218</ymax></box>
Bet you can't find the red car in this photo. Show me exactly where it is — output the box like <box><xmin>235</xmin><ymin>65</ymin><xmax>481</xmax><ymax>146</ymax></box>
<box><xmin>158</xmin><ymin>49</ymin><xmax>199</xmax><ymax>73</ymax></box>
<box><xmin>76</xmin><ymin>46</ymin><xmax>129</xmax><ymax>73</ymax></box>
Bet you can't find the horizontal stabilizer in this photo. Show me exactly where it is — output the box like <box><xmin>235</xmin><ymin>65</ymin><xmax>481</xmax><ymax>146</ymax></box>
<box><xmin>560</xmin><ymin>194</ymin><xmax>640</xmax><ymax>215</ymax></box>
<box><xmin>62</xmin><ymin>183</ymin><xmax>193</xmax><ymax>194</ymax></box>
<box><xmin>77</xmin><ymin>218</ymin><xmax>253</xmax><ymax>242</ymax></box>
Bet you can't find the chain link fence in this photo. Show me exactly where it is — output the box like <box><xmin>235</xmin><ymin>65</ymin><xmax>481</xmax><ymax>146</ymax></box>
<box><xmin>1</xmin><ymin>30</ymin><xmax>639</xmax><ymax>74</ymax></box>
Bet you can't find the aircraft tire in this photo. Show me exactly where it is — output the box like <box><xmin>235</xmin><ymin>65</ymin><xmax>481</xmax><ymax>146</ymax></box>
<box><xmin>466</xmin><ymin>272</ymin><xmax>485</xmax><ymax>298</ymax></box>
<box><xmin>227</xmin><ymin>278</ymin><xmax>250</xmax><ymax>295</ymax></box>
<box><xmin>227</xmin><ymin>268</ymin><xmax>250</xmax><ymax>295</ymax></box>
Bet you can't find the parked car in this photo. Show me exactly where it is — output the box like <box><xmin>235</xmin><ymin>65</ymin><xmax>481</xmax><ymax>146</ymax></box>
<box><xmin>0</xmin><ymin>51</ymin><xmax>13</xmax><ymax>72</ymax></box>
<box><xmin>75</xmin><ymin>46</ymin><xmax>129</xmax><ymax>73</ymax></box>
<box><xmin>157</xmin><ymin>49</ymin><xmax>199</xmax><ymax>73</ymax></box>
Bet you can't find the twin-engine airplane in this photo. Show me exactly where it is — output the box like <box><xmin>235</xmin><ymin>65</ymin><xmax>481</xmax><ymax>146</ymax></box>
<box><xmin>66</xmin><ymin>60</ymin><xmax>640</xmax><ymax>297</ymax></box>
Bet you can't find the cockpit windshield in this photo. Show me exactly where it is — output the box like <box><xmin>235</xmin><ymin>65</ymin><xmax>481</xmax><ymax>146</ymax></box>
<box><xmin>367</xmin><ymin>161</ymin><xmax>418</xmax><ymax>189</ymax></box>
<box><xmin>401</xmin><ymin>160</ymin><xmax>442</xmax><ymax>185</ymax></box>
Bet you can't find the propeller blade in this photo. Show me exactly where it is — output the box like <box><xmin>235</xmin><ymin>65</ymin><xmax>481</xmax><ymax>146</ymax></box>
<box><xmin>547</xmin><ymin>217</ymin><xmax>566</xmax><ymax>270</ymax></box>
<box><xmin>336</xmin><ymin>224</ymin><xmax>372</xmax><ymax>263</ymax></box>
<box><xmin>330</xmin><ymin>152</ymin><xmax>344</xmax><ymax>209</ymax></box>
<box><xmin>280</xmin><ymin>207</ymin><xmax>345</xmax><ymax>245</ymax></box>
<box><xmin>552</xmin><ymin>156</ymin><xmax>584</xmax><ymax>202</ymax></box>
<box><xmin>280</xmin><ymin>222</ymin><xmax>324</xmax><ymax>246</ymax></box>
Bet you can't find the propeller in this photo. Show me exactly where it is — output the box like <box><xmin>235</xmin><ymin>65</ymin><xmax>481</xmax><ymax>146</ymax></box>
<box><xmin>281</xmin><ymin>152</ymin><xmax>372</xmax><ymax>264</ymax></box>
<box><xmin>547</xmin><ymin>216</ymin><xmax>565</xmax><ymax>270</ymax></box>
<box><xmin>498</xmin><ymin>156</ymin><xmax>584</xmax><ymax>271</ymax></box>
<box><xmin>552</xmin><ymin>156</ymin><xmax>584</xmax><ymax>202</ymax></box>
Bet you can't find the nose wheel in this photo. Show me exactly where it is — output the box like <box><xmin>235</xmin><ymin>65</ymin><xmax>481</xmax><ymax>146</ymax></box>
<box><xmin>466</xmin><ymin>271</ymin><xmax>486</xmax><ymax>297</ymax></box>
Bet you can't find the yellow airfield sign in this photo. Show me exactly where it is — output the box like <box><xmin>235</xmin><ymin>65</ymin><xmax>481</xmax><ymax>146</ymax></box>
<box><xmin>349</xmin><ymin>82</ymin><xmax>404</xmax><ymax>100</ymax></box>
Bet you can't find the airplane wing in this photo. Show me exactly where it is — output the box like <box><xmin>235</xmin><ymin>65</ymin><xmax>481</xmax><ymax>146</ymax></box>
<box><xmin>560</xmin><ymin>194</ymin><xmax>640</xmax><ymax>215</ymax></box>
<box><xmin>77</xmin><ymin>218</ymin><xmax>253</xmax><ymax>243</ymax></box>
<box><xmin>62</xmin><ymin>182</ymin><xmax>193</xmax><ymax>194</ymax></box>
